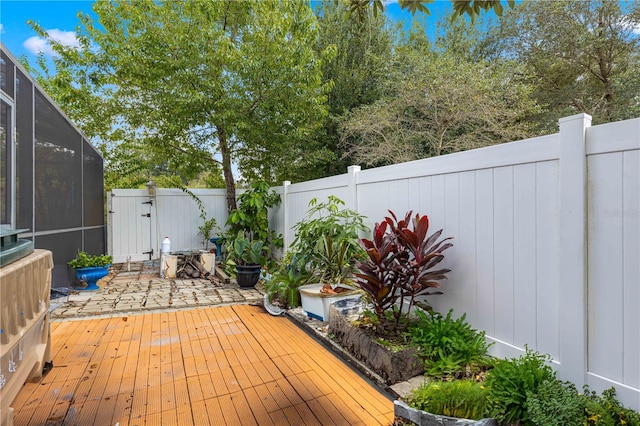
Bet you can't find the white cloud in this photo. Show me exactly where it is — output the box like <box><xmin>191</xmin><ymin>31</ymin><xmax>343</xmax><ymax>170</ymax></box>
<box><xmin>23</xmin><ymin>28</ymin><xmax>79</xmax><ymax>56</ymax></box>
<box><xmin>634</xmin><ymin>23</ymin><xmax>640</xmax><ymax>36</ymax></box>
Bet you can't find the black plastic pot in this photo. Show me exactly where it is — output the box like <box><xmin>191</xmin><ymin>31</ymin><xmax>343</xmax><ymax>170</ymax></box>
<box><xmin>236</xmin><ymin>264</ymin><xmax>261</xmax><ymax>288</ymax></box>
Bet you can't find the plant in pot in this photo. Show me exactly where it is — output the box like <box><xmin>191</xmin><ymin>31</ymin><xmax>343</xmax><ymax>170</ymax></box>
<box><xmin>225</xmin><ymin>231</ymin><xmax>269</xmax><ymax>288</ymax></box>
<box><xmin>290</xmin><ymin>196</ymin><xmax>369</xmax><ymax>321</ymax></box>
<box><xmin>224</xmin><ymin>180</ymin><xmax>283</xmax><ymax>274</ymax></box>
<box><xmin>263</xmin><ymin>251</ymin><xmax>312</xmax><ymax>314</ymax></box>
<box><xmin>68</xmin><ymin>251</ymin><xmax>113</xmax><ymax>291</ymax></box>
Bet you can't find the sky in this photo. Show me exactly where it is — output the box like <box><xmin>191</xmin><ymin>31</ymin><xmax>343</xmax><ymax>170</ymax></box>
<box><xmin>2</xmin><ymin>1</ymin><xmax>639</xmax><ymax>68</ymax></box>
<box><xmin>0</xmin><ymin>0</ymin><xmax>453</xmax><ymax>64</ymax></box>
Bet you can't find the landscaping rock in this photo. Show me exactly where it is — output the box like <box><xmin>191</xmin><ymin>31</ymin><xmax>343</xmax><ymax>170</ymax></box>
<box><xmin>328</xmin><ymin>304</ymin><xmax>424</xmax><ymax>384</ymax></box>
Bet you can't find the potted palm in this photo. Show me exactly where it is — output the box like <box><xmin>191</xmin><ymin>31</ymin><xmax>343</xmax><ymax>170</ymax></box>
<box><xmin>290</xmin><ymin>196</ymin><xmax>368</xmax><ymax>321</ymax></box>
<box><xmin>68</xmin><ymin>251</ymin><xmax>113</xmax><ymax>291</ymax></box>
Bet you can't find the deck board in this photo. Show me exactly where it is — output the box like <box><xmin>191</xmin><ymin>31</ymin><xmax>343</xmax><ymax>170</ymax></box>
<box><xmin>10</xmin><ymin>305</ymin><xmax>394</xmax><ymax>425</ymax></box>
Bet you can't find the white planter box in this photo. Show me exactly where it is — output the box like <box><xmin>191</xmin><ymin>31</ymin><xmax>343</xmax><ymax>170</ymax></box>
<box><xmin>299</xmin><ymin>283</ymin><xmax>361</xmax><ymax>322</ymax></box>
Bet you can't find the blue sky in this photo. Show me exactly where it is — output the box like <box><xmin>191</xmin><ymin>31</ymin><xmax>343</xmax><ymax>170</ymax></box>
<box><xmin>0</xmin><ymin>0</ymin><xmax>454</xmax><ymax>63</ymax></box>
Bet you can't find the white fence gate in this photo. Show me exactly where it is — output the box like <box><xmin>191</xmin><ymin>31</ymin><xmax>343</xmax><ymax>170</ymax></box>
<box><xmin>108</xmin><ymin>114</ymin><xmax>640</xmax><ymax>410</ymax></box>
<box><xmin>108</xmin><ymin>188</ymin><xmax>228</xmax><ymax>263</ymax></box>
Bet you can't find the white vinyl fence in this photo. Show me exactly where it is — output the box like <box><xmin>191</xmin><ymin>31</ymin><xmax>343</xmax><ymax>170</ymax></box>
<box><xmin>108</xmin><ymin>114</ymin><xmax>639</xmax><ymax>410</ymax></box>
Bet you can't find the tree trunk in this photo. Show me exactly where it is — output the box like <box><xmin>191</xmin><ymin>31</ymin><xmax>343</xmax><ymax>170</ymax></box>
<box><xmin>217</xmin><ymin>125</ymin><xmax>237</xmax><ymax>212</ymax></box>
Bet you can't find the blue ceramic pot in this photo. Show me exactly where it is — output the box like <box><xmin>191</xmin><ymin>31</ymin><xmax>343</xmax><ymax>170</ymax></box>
<box><xmin>75</xmin><ymin>265</ymin><xmax>110</xmax><ymax>291</ymax></box>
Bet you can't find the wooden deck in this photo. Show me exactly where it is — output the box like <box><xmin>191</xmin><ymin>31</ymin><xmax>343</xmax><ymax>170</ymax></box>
<box><xmin>11</xmin><ymin>305</ymin><xmax>394</xmax><ymax>425</ymax></box>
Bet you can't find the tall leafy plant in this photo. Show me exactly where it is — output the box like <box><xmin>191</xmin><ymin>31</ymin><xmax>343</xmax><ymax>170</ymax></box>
<box><xmin>355</xmin><ymin>210</ymin><xmax>453</xmax><ymax>332</ymax></box>
<box><xmin>263</xmin><ymin>252</ymin><xmax>312</xmax><ymax>308</ymax></box>
<box><xmin>224</xmin><ymin>180</ymin><xmax>283</xmax><ymax>270</ymax></box>
<box><xmin>290</xmin><ymin>196</ymin><xmax>368</xmax><ymax>288</ymax></box>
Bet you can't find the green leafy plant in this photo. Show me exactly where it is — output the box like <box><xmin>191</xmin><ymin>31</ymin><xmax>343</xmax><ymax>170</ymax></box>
<box><xmin>484</xmin><ymin>347</ymin><xmax>556</xmax><ymax>425</ymax></box>
<box><xmin>526</xmin><ymin>379</ymin><xmax>585</xmax><ymax>426</ymax></box>
<box><xmin>68</xmin><ymin>251</ymin><xmax>113</xmax><ymax>269</ymax></box>
<box><xmin>225</xmin><ymin>180</ymin><xmax>282</xmax><ymax>244</ymax></box>
<box><xmin>290</xmin><ymin>196</ymin><xmax>368</xmax><ymax>289</ymax></box>
<box><xmin>408</xmin><ymin>309</ymin><xmax>492</xmax><ymax>377</ymax></box>
<box><xmin>263</xmin><ymin>253</ymin><xmax>311</xmax><ymax>308</ymax></box>
<box><xmin>224</xmin><ymin>181</ymin><xmax>283</xmax><ymax>270</ymax></box>
<box><xmin>583</xmin><ymin>386</ymin><xmax>640</xmax><ymax>426</ymax></box>
<box><xmin>178</xmin><ymin>186</ymin><xmax>221</xmax><ymax>249</ymax></box>
<box><xmin>198</xmin><ymin>216</ymin><xmax>220</xmax><ymax>249</ymax></box>
<box><xmin>407</xmin><ymin>379</ymin><xmax>489</xmax><ymax>420</ymax></box>
<box><xmin>225</xmin><ymin>231</ymin><xmax>269</xmax><ymax>267</ymax></box>
<box><xmin>355</xmin><ymin>210</ymin><xmax>452</xmax><ymax>332</ymax></box>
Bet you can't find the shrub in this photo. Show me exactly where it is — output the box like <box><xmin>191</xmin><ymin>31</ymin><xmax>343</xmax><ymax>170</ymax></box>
<box><xmin>407</xmin><ymin>379</ymin><xmax>489</xmax><ymax>420</ymax></box>
<box><xmin>263</xmin><ymin>253</ymin><xmax>311</xmax><ymax>308</ymax></box>
<box><xmin>355</xmin><ymin>210</ymin><xmax>452</xmax><ymax>333</ymax></box>
<box><xmin>408</xmin><ymin>309</ymin><xmax>492</xmax><ymax>378</ymax></box>
<box><xmin>583</xmin><ymin>387</ymin><xmax>640</xmax><ymax>426</ymax></box>
<box><xmin>526</xmin><ymin>379</ymin><xmax>585</xmax><ymax>426</ymax></box>
<box><xmin>68</xmin><ymin>251</ymin><xmax>112</xmax><ymax>268</ymax></box>
<box><xmin>484</xmin><ymin>348</ymin><xmax>556</xmax><ymax>425</ymax></box>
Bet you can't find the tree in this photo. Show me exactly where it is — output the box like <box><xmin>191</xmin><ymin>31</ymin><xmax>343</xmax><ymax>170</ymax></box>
<box><xmin>483</xmin><ymin>0</ymin><xmax>640</xmax><ymax>131</ymax></box>
<box><xmin>340</xmin><ymin>19</ymin><xmax>539</xmax><ymax>167</ymax></box>
<box><xmin>299</xmin><ymin>0</ymin><xmax>394</xmax><ymax>179</ymax></box>
<box><xmin>346</xmin><ymin>0</ymin><xmax>515</xmax><ymax>21</ymax></box>
<box><xmin>27</xmin><ymin>0</ymin><xmax>330</xmax><ymax>211</ymax></box>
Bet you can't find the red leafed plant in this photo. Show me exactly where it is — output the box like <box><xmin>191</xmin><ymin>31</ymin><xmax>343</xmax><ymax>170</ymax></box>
<box><xmin>355</xmin><ymin>211</ymin><xmax>453</xmax><ymax>333</ymax></box>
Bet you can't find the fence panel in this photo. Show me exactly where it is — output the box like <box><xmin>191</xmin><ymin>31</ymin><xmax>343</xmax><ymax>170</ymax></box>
<box><xmin>107</xmin><ymin>115</ymin><xmax>640</xmax><ymax>411</ymax></box>
<box><xmin>586</xmin><ymin>118</ymin><xmax>640</xmax><ymax>410</ymax></box>
<box><xmin>354</xmin><ymin>135</ymin><xmax>562</xmax><ymax>361</ymax></box>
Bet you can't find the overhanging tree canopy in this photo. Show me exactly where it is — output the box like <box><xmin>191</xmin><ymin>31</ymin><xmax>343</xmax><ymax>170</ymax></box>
<box><xmin>28</xmin><ymin>0</ymin><xmax>331</xmax><ymax>211</ymax></box>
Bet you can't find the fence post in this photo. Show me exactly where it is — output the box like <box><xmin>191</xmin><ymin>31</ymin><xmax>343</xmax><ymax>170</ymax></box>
<box><xmin>282</xmin><ymin>181</ymin><xmax>291</xmax><ymax>249</ymax></box>
<box><xmin>558</xmin><ymin>113</ymin><xmax>591</xmax><ymax>387</ymax></box>
<box><xmin>347</xmin><ymin>165</ymin><xmax>361</xmax><ymax>213</ymax></box>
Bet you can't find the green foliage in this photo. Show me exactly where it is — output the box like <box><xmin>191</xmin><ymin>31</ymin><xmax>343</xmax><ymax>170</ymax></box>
<box><xmin>305</xmin><ymin>0</ymin><xmax>394</xmax><ymax>180</ymax></box>
<box><xmin>263</xmin><ymin>253</ymin><xmax>312</xmax><ymax>308</ymax></box>
<box><xmin>525</xmin><ymin>379</ymin><xmax>585</xmax><ymax>426</ymax></box>
<box><xmin>198</xmin><ymin>217</ymin><xmax>220</xmax><ymax>250</ymax></box>
<box><xmin>224</xmin><ymin>181</ymin><xmax>283</xmax><ymax>271</ymax></box>
<box><xmin>484</xmin><ymin>0</ymin><xmax>640</xmax><ymax>131</ymax></box>
<box><xmin>175</xmin><ymin>187</ymin><xmax>221</xmax><ymax>250</ymax></box>
<box><xmin>407</xmin><ymin>379</ymin><xmax>489</xmax><ymax>420</ymax></box>
<box><xmin>225</xmin><ymin>231</ymin><xmax>269</xmax><ymax>267</ymax></box>
<box><xmin>290</xmin><ymin>196</ymin><xmax>368</xmax><ymax>286</ymax></box>
<box><xmin>527</xmin><ymin>381</ymin><xmax>640</xmax><ymax>426</ymax></box>
<box><xmin>225</xmin><ymin>181</ymin><xmax>282</xmax><ymax>243</ymax></box>
<box><xmin>340</xmin><ymin>31</ymin><xmax>540</xmax><ymax>166</ymax></box>
<box><xmin>26</xmin><ymin>0</ymin><xmax>330</xmax><ymax>207</ymax></box>
<box><xmin>68</xmin><ymin>251</ymin><xmax>113</xmax><ymax>269</ymax></box>
<box><xmin>582</xmin><ymin>387</ymin><xmax>640</xmax><ymax>426</ymax></box>
<box><xmin>484</xmin><ymin>348</ymin><xmax>556</xmax><ymax>425</ymax></box>
<box><xmin>345</xmin><ymin>0</ymin><xmax>514</xmax><ymax>21</ymax></box>
<box><xmin>408</xmin><ymin>309</ymin><xmax>492</xmax><ymax>378</ymax></box>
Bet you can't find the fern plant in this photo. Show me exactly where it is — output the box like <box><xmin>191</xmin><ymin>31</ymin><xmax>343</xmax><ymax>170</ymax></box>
<box><xmin>408</xmin><ymin>309</ymin><xmax>492</xmax><ymax>377</ymax></box>
<box><xmin>484</xmin><ymin>348</ymin><xmax>556</xmax><ymax>425</ymax></box>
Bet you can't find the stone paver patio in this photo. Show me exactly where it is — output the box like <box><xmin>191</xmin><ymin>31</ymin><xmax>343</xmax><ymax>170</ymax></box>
<box><xmin>51</xmin><ymin>261</ymin><xmax>263</xmax><ymax>319</ymax></box>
